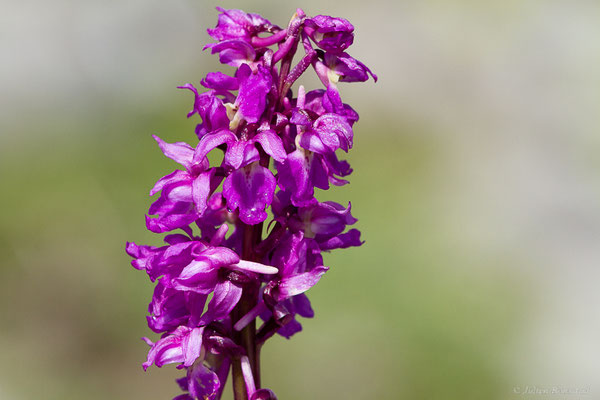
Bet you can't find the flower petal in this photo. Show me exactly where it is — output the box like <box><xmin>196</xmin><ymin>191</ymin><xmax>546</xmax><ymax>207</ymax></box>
<box><xmin>223</xmin><ymin>140</ymin><xmax>260</xmax><ymax>170</ymax></box>
<box><xmin>201</xmin><ymin>71</ymin><xmax>239</xmax><ymax>90</ymax></box>
<box><xmin>187</xmin><ymin>363</ymin><xmax>220</xmax><ymax>400</ymax></box>
<box><xmin>150</xmin><ymin>170</ymin><xmax>190</xmax><ymax>197</ymax></box>
<box><xmin>223</xmin><ymin>163</ymin><xmax>276</xmax><ymax>225</ymax></box>
<box><xmin>276</xmin><ymin>266</ymin><xmax>329</xmax><ymax>300</ymax></box>
<box><xmin>318</xmin><ymin>228</ymin><xmax>363</xmax><ymax>250</ymax></box>
<box><xmin>253</xmin><ymin>130</ymin><xmax>286</xmax><ymax>162</ymax></box>
<box><xmin>313</xmin><ymin>113</ymin><xmax>353</xmax><ymax>152</ymax></box>
<box><xmin>235</xmin><ymin>64</ymin><xmax>272</xmax><ymax>123</ymax></box>
<box><xmin>194</xmin><ymin>129</ymin><xmax>237</xmax><ymax>163</ymax></box>
<box><xmin>182</xmin><ymin>327</ymin><xmax>204</xmax><ymax>367</ymax></box>
<box><xmin>153</xmin><ymin>135</ymin><xmax>195</xmax><ymax>170</ymax></box>
<box><xmin>205</xmin><ymin>39</ymin><xmax>256</xmax><ymax>67</ymax></box>
<box><xmin>291</xmin><ymin>293</ymin><xmax>314</xmax><ymax>318</ymax></box>
<box><xmin>305</xmin><ymin>15</ymin><xmax>354</xmax><ymax>54</ymax></box>
<box><xmin>200</xmin><ymin>280</ymin><xmax>243</xmax><ymax>324</ymax></box>
<box><xmin>192</xmin><ymin>170</ymin><xmax>214</xmax><ymax>215</ymax></box>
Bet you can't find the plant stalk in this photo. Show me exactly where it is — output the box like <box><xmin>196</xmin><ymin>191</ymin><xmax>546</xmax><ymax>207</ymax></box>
<box><xmin>232</xmin><ymin>222</ymin><xmax>263</xmax><ymax>399</ymax></box>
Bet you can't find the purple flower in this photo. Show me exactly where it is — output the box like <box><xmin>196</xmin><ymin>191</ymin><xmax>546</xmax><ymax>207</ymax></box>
<box><xmin>299</xmin><ymin>113</ymin><xmax>354</xmax><ymax>153</ymax></box>
<box><xmin>142</xmin><ymin>326</ymin><xmax>204</xmax><ymax>370</ymax></box>
<box><xmin>178</xmin><ymin>84</ymin><xmax>231</xmax><ymax>140</ymax></box>
<box><xmin>233</xmin><ymin>64</ymin><xmax>273</xmax><ymax>125</ymax></box>
<box><xmin>147</xmin><ymin>278</ymin><xmax>207</xmax><ymax>333</ymax></box>
<box><xmin>273</xmin><ymin>191</ymin><xmax>363</xmax><ymax>251</ymax></box>
<box><xmin>128</xmin><ymin>8</ymin><xmax>375</xmax><ymax>400</ymax></box>
<box><xmin>304</xmin><ymin>15</ymin><xmax>354</xmax><ymax>54</ymax></box>
<box><xmin>258</xmin><ymin>231</ymin><xmax>327</xmax><ymax>338</ymax></box>
<box><xmin>176</xmin><ymin>363</ymin><xmax>221</xmax><ymax>400</ymax></box>
<box><xmin>224</xmin><ymin>162</ymin><xmax>276</xmax><ymax>225</ymax></box>
<box><xmin>200</xmin><ymin>64</ymin><xmax>274</xmax><ymax>128</ymax></box>
<box><xmin>204</xmin><ymin>39</ymin><xmax>257</xmax><ymax>67</ymax></box>
<box><xmin>208</xmin><ymin>7</ymin><xmax>274</xmax><ymax>42</ymax></box>
<box><xmin>145</xmin><ymin>135</ymin><xmax>219</xmax><ymax>233</ymax></box>
<box><xmin>275</xmin><ymin>149</ymin><xmax>327</xmax><ymax>207</ymax></box>
<box><xmin>327</xmin><ymin>52</ymin><xmax>377</xmax><ymax>83</ymax></box>
<box><xmin>304</xmin><ymin>89</ymin><xmax>359</xmax><ymax>126</ymax></box>
<box><xmin>275</xmin><ymin>135</ymin><xmax>354</xmax><ymax>207</ymax></box>
<box><xmin>216</xmin><ymin>128</ymin><xmax>285</xmax><ymax>170</ymax></box>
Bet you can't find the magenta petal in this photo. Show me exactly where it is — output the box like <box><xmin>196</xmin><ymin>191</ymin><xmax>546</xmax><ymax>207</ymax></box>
<box><xmin>301</xmin><ymin>201</ymin><xmax>357</xmax><ymax>237</ymax></box>
<box><xmin>201</xmin><ymin>247</ymin><xmax>241</xmax><ymax>268</ymax></box>
<box><xmin>150</xmin><ymin>170</ymin><xmax>191</xmax><ymax>197</ymax></box>
<box><xmin>146</xmin><ymin>174</ymin><xmax>199</xmax><ymax>234</ymax></box>
<box><xmin>143</xmin><ymin>332</ymin><xmax>184</xmax><ymax>370</ymax></box>
<box><xmin>207</xmin><ymin>7</ymin><xmax>272</xmax><ymax>41</ymax></box>
<box><xmin>290</xmin><ymin>108</ymin><xmax>312</xmax><ymax>126</ymax></box>
<box><xmin>126</xmin><ymin>242</ymin><xmax>161</xmax><ymax>274</ymax></box>
<box><xmin>222</xmin><ymin>140</ymin><xmax>261</xmax><ymax>169</ymax></box>
<box><xmin>298</xmin><ymin>130</ymin><xmax>329</xmax><ymax>154</ymax></box>
<box><xmin>305</xmin><ymin>15</ymin><xmax>354</xmax><ymax>54</ymax></box>
<box><xmin>179</xmin><ymin>259</ymin><xmax>215</xmax><ymax>280</ymax></box>
<box><xmin>223</xmin><ymin>163</ymin><xmax>276</xmax><ymax>225</ymax></box>
<box><xmin>161</xmin><ymin>241</ymin><xmax>197</xmax><ymax>263</ymax></box>
<box><xmin>253</xmin><ymin>130</ymin><xmax>287</xmax><ymax>162</ymax></box>
<box><xmin>223</xmin><ymin>140</ymin><xmax>248</xmax><ymax>169</ymax></box>
<box><xmin>235</xmin><ymin>64</ymin><xmax>272</xmax><ymax>123</ymax></box>
<box><xmin>170</xmin><ymin>245</ymin><xmax>239</xmax><ymax>292</ymax></box>
<box><xmin>325</xmin><ymin>52</ymin><xmax>377</xmax><ymax>82</ymax></box>
<box><xmin>200</xmin><ymin>280</ymin><xmax>243</xmax><ymax>324</ymax></box>
<box><xmin>241</xmin><ymin>145</ymin><xmax>261</xmax><ymax>167</ymax></box>
<box><xmin>167</xmin><ymin>184</ymin><xmax>193</xmax><ymax>203</ymax></box>
<box><xmin>188</xmin><ymin>364</ymin><xmax>220</xmax><ymax>400</ymax></box>
<box><xmin>209</xmin><ymin>224</ymin><xmax>229</xmax><ymax>246</ymax></box>
<box><xmin>192</xmin><ymin>171</ymin><xmax>213</xmax><ymax>215</ymax></box>
<box><xmin>291</xmin><ymin>293</ymin><xmax>314</xmax><ymax>318</ymax></box>
<box><xmin>325</xmin><ymin>84</ymin><xmax>344</xmax><ymax>113</ymax></box>
<box><xmin>206</xmin><ymin>39</ymin><xmax>256</xmax><ymax>67</ymax></box>
<box><xmin>271</xmin><ymin>232</ymin><xmax>303</xmax><ymax>277</ymax></box>
<box><xmin>164</xmin><ymin>234</ymin><xmax>191</xmax><ymax>245</ymax></box>
<box><xmin>276</xmin><ymin>150</ymin><xmax>317</xmax><ymax>207</ymax></box>
<box><xmin>318</xmin><ymin>228</ymin><xmax>363</xmax><ymax>250</ymax></box>
<box><xmin>183</xmin><ymin>327</ymin><xmax>204</xmax><ymax>367</ymax></box>
<box><xmin>153</xmin><ymin>135</ymin><xmax>195</xmax><ymax>170</ymax></box>
<box><xmin>277</xmin><ymin>318</ymin><xmax>303</xmax><ymax>339</ymax></box>
<box><xmin>147</xmin><ymin>280</ymin><xmax>190</xmax><ymax>333</ymax></box>
<box><xmin>313</xmin><ymin>113</ymin><xmax>353</xmax><ymax>152</ymax></box>
<box><xmin>177</xmin><ymin>83</ymin><xmax>201</xmax><ymax>118</ymax></box>
<box><xmin>194</xmin><ymin>129</ymin><xmax>237</xmax><ymax>163</ymax></box>
<box><xmin>191</xmin><ymin>90</ymin><xmax>231</xmax><ymax>139</ymax></box>
<box><xmin>277</xmin><ymin>266</ymin><xmax>329</xmax><ymax>300</ymax></box>
<box><xmin>201</xmin><ymin>71</ymin><xmax>239</xmax><ymax>90</ymax></box>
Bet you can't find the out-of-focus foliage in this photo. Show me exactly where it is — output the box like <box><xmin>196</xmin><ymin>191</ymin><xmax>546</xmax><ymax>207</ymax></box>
<box><xmin>0</xmin><ymin>101</ymin><xmax>522</xmax><ymax>400</ymax></box>
<box><xmin>2</xmin><ymin>0</ymin><xmax>599</xmax><ymax>399</ymax></box>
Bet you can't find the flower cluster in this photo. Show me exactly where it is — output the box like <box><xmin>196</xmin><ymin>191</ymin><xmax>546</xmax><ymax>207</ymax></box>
<box><xmin>127</xmin><ymin>7</ymin><xmax>375</xmax><ymax>400</ymax></box>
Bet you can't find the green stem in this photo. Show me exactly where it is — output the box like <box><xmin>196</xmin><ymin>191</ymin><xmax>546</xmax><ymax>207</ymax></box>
<box><xmin>232</xmin><ymin>223</ymin><xmax>263</xmax><ymax>399</ymax></box>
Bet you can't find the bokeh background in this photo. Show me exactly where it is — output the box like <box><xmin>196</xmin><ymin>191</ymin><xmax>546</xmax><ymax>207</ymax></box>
<box><xmin>1</xmin><ymin>1</ymin><xmax>599</xmax><ymax>399</ymax></box>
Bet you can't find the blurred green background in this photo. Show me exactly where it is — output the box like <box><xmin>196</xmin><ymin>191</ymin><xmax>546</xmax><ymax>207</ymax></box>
<box><xmin>1</xmin><ymin>1</ymin><xmax>599</xmax><ymax>399</ymax></box>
